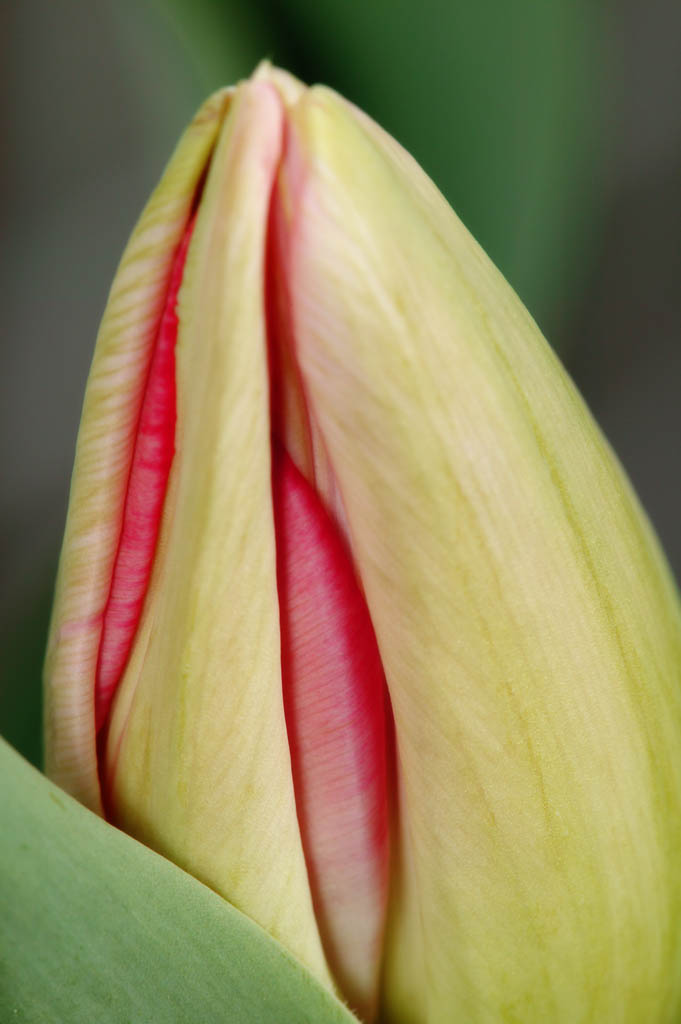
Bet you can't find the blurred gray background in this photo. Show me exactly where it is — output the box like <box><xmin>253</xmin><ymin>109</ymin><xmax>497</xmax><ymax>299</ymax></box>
<box><xmin>2</xmin><ymin>0</ymin><xmax>680</xmax><ymax>765</ymax></box>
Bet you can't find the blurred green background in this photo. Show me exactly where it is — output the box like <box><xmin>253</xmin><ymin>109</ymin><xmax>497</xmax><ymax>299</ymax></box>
<box><xmin>2</xmin><ymin>0</ymin><xmax>680</xmax><ymax>767</ymax></box>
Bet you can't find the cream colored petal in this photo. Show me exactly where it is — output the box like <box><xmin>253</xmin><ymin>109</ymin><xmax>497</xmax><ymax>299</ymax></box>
<box><xmin>254</xmin><ymin>61</ymin><xmax>306</xmax><ymax>107</ymax></box>
<box><xmin>255</xmin><ymin>62</ymin><xmax>347</xmax><ymax>529</ymax></box>
<box><xmin>43</xmin><ymin>87</ymin><xmax>230</xmax><ymax>813</ymax></box>
<box><xmin>104</xmin><ymin>80</ymin><xmax>332</xmax><ymax>989</ymax></box>
<box><xmin>282</xmin><ymin>87</ymin><xmax>681</xmax><ymax>1022</ymax></box>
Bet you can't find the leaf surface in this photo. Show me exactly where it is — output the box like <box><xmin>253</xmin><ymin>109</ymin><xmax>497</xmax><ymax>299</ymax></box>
<box><xmin>0</xmin><ymin>738</ymin><xmax>358</xmax><ymax>1024</ymax></box>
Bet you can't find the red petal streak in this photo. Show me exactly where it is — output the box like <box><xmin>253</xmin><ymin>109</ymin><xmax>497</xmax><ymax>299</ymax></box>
<box><xmin>273</xmin><ymin>445</ymin><xmax>390</xmax><ymax>1020</ymax></box>
<box><xmin>95</xmin><ymin>217</ymin><xmax>194</xmax><ymax>732</ymax></box>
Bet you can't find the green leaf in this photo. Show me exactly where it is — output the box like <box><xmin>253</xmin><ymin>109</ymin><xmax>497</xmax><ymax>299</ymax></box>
<box><xmin>0</xmin><ymin>738</ymin><xmax>358</xmax><ymax>1023</ymax></box>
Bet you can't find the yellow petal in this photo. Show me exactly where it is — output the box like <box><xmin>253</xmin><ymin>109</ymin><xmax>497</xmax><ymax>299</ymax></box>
<box><xmin>103</xmin><ymin>79</ymin><xmax>332</xmax><ymax>987</ymax></box>
<box><xmin>44</xmin><ymin>87</ymin><xmax>229</xmax><ymax>813</ymax></box>
<box><xmin>280</xmin><ymin>86</ymin><xmax>681</xmax><ymax>1021</ymax></box>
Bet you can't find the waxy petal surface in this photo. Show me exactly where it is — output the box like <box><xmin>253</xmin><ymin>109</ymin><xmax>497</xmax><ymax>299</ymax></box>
<box><xmin>280</xmin><ymin>88</ymin><xmax>681</xmax><ymax>1022</ymax></box>
<box><xmin>95</xmin><ymin>215</ymin><xmax>193</xmax><ymax>732</ymax></box>
<box><xmin>44</xmin><ymin>89</ymin><xmax>228</xmax><ymax>813</ymax></box>
<box><xmin>273</xmin><ymin>447</ymin><xmax>389</xmax><ymax>1019</ymax></box>
<box><xmin>45</xmin><ymin>63</ymin><xmax>681</xmax><ymax>1023</ymax></box>
<box><xmin>102</xmin><ymin>81</ymin><xmax>331</xmax><ymax>986</ymax></box>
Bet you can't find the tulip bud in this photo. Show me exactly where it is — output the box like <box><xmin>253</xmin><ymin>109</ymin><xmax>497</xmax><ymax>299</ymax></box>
<box><xmin>45</xmin><ymin>64</ymin><xmax>681</xmax><ymax>1022</ymax></box>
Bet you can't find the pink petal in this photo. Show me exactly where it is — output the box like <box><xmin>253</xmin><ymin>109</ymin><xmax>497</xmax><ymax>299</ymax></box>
<box><xmin>273</xmin><ymin>444</ymin><xmax>390</xmax><ymax>1020</ymax></box>
<box><xmin>95</xmin><ymin>216</ymin><xmax>194</xmax><ymax>732</ymax></box>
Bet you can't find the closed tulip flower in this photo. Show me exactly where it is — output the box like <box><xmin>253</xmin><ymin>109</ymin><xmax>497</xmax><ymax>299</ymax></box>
<box><xmin>44</xmin><ymin>64</ymin><xmax>681</xmax><ymax>1022</ymax></box>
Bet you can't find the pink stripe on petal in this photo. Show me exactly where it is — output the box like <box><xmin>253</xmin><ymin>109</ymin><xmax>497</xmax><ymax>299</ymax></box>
<box><xmin>273</xmin><ymin>444</ymin><xmax>390</xmax><ymax>1020</ymax></box>
<box><xmin>95</xmin><ymin>216</ymin><xmax>195</xmax><ymax>732</ymax></box>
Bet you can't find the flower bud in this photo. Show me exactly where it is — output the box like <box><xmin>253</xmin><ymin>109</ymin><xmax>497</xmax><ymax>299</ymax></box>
<box><xmin>45</xmin><ymin>64</ymin><xmax>681</xmax><ymax>1021</ymax></box>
